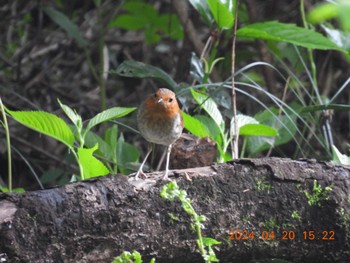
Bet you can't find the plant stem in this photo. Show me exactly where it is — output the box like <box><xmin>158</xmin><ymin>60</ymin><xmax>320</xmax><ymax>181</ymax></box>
<box><xmin>71</xmin><ymin>147</ymin><xmax>85</xmax><ymax>180</ymax></box>
<box><xmin>300</xmin><ymin>0</ymin><xmax>319</xmax><ymax>101</ymax></box>
<box><xmin>97</xmin><ymin>3</ymin><xmax>107</xmax><ymax>112</ymax></box>
<box><xmin>231</xmin><ymin>0</ymin><xmax>240</xmax><ymax>159</ymax></box>
<box><xmin>0</xmin><ymin>98</ymin><xmax>12</xmax><ymax>192</ymax></box>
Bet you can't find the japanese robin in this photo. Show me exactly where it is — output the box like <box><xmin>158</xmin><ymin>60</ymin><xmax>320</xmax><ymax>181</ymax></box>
<box><xmin>136</xmin><ymin>88</ymin><xmax>183</xmax><ymax>180</ymax></box>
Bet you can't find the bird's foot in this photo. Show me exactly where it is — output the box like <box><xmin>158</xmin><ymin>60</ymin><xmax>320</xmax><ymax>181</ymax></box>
<box><xmin>134</xmin><ymin>170</ymin><xmax>148</xmax><ymax>180</ymax></box>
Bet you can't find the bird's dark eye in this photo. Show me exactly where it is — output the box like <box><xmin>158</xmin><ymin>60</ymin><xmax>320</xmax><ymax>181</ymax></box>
<box><xmin>153</xmin><ymin>94</ymin><xmax>157</xmax><ymax>98</ymax></box>
<box><xmin>168</xmin><ymin>98</ymin><xmax>173</xmax><ymax>103</ymax></box>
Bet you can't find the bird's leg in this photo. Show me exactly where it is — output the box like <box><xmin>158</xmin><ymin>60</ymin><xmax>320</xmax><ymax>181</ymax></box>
<box><xmin>135</xmin><ymin>146</ymin><xmax>152</xmax><ymax>180</ymax></box>
<box><xmin>163</xmin><ymin>144</ymin><xmax>172</xmax><ymax>181</ymax></box>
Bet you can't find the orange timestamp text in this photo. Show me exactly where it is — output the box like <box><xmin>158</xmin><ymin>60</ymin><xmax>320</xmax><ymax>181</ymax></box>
<box><xmin>228</xmin><ymin>230</ymin><xmax>335</xmax><ymax>241</ymax></box>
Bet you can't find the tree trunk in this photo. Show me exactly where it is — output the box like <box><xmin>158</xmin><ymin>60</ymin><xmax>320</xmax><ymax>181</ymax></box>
<box><xmin>1</xmin><ymin>158</ymin><xmax>350</xmax><ymax>263</ymax></box>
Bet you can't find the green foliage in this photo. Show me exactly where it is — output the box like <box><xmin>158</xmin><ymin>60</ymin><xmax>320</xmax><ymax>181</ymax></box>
<box><xmin>77</xmin><ymin>145</ymin><xmax>109</xmax><ymax>179</ymax></box>
<box><xmin>113</xmin><ymin>61</ymin><xmax>178</xmax><ymax>90</ymax></box>
<box><xmin>109</xmin><ymin>1</ymin><xmax>183</xmax><ymax>44</ymax></box>
<box><xmin>245</xmin><ymin>106</ymin><xmax>297</xmax><ymax>156</ymax></box>
<box><xmin>5</xmin><ymin>101</ymin><xmax>136</xmax><ymax>181</ymax></box>
<box><xmin>161</xmin><ymin>181</ymin><xmax>221</xmax><ymax>263</ymax></box>
<box><xmin>188</xmin><ymin>0</ymin><xmax>214</xmax><ymax>25</ymax></box>
<box><xmin>302</xmin><ymin>180</ymin><xmax>333</xmax><ymax>206</ymax></box>
<box><xmin>291</xmin><ymin>211</ymin><xmax>302</xmax><ymax>222</ymax></box>
<box><xmin>189</xmin><ymin>0</ymin><xmax>237</xmax><ymax>29</ymax></box>
<box><xmin>43</xmin><ymin>6</ymin><xmax>88</xmax><ymax>47</ymax></box>
<box><xmin>331</xmin><ymin>145</ymin><xmax>350</xmax><ymax>165</ymax></box>
<box><xmin>308</xmin><ymin>0</ymin><xmax>350</xmax><ymax>32</ymax></box>
<box><xmin>7</xmin><ymin>109</ymin><xmax>75</xmax><ymax>147</ymax></box>
<box><xmin>237</xmin><ymin>21</ymin><xmax>344</xmax><ymax>52</ymax></box>
<box><xmin>111</xmin><ymin>250</ymin><xmax>155</xmax><ymax>263</ymax></box>
<box><xmin>207</xmin><ymin>0</ymin><xmax>236</xmax><ymax>30</ymax></box>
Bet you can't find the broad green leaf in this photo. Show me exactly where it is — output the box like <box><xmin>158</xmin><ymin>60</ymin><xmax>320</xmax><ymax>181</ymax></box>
<box><xmin>86</xmin><ymin>107</ymin><xmax>136</xmax><ymax>133</ymax></box>
<box><xmin>84</xmin><ymin>131</ymin><xmax>113</xmax><ymax>161</ymax></box>
<box><xmin>122</xmin><ymin>1</ymin><xmax>158</xmax><ymax>18</ymax></box>
<box><xmin>112</xmin><ymin>61</ymin><xmax>177</xmax><ymax>90</ymax></box>
<box><xmin>332</xmin><ymin>145</ymin><xmax>350</xmax><ymax>165</ymax></box>
<box><xmin>109</xmin><ymin>14</ymin><xmax>147</xmax><ymax>30</ymax></box>
<box><xmin>181</xmin><ymin>112</ymin><xmax>209</xmax><ymax>138</ymax></box>
<box><xmin>195</xmin><ymin>114</ymin><xmax>222</xmax><ymax>146</ymax></box>
<box><xmin>43</xmin><ymin>6</ymin><xmax>88</xmax><ymax>48</ymax></box>
<box><xmin>77</xmin><ymin>144</ymin><xmax>109</xmax><ymax>179</ymax></box>
<box><xmin>207</xmin><ymin>0</ymin><xmax>235</xmax><ymax>29</ymax></box>
<box><xmin>58</xmin><ymin>99</ymin><xmax>82</xmax><ymax>129</ymax></box>
<box><xmin>156</xmin><ymin>14</ymin><xmax>184</xmax><ymax>40</ymax></box>
<box><xmin>6</xmin><ymin>109</ymin><xmax>75</xmax><ymax>147</ymax></box>
<box><xmin>247</xmin><ymin>106</ymin><xmax>297</xmax><ymax>155</ymax></box>
<box><xmin>116</xmin><ymin>134</ymin><xmax>140</xmax><ymax>174</ymax></box>
<box><xmin>191</xmin><ymin>89</ymin><xmax>224</xmax><ymax>131</ymax></box>
<box><xmin>237</xmin><ymin>21</ymin><xmax>344</xmax><ymax>51</ymax></box>
<box><xmin>189</xmin><ymin>0</ymin><xmax>214</xmax><ymax>25</ymax></box>
<box><xmin>105</xmin><ymin>125</ymin><xmax>118</xmax><ymax>161</ymax></box>
<box><xmin>239</xmin><ymin>123</ymin><xmax>278</xmax><ymax>136</ymax></box>
<box><xmin>230</xmin><ymin>114</ymin><xmax>258</xmax><ymax>136</ymax></box>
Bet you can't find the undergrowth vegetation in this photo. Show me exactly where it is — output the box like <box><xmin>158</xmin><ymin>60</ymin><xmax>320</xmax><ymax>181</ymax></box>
<box><xmin>0</xmin><ymin>0</ymin><xmax>349</xmax><ymax>190</ymax></box>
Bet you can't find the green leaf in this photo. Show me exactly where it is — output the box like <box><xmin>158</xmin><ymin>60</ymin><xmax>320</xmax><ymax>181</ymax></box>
<box><xmin>109</xmin><ymin>14</ymin><xmax>147</xmax><ymax>30</ymax></box>
<box><xmin>308</xmin><ymin>1</ymin><xmax>350</xmax><ymax>32</ymax></box>
<box><xmin>202</xmin><ymin>237</ymin><xmax>222</xmax><ymax>246</ymax></box>
<box><xmin>332</xmin><ymin>145</ymin><xmax>350</xmax><ymax>165</ymax></box>
<box><xmin>58</xmin><ymin>99</ymin><xmax>82</xmax><ymax>129</ymax></box>
<box><xmin>86</xmin><ymin>107</ymin><xmax>136</xmax><ymax>133</ymax></box>
<box><xmin>194</xmin><ymin>114</ymin><xmax>222</xmax><ymax>146</ymax></box>
<box><xmin>231</xmin><ymin>114</ymin><xmax>258</xmax><ymax>136</ymax></box>
<box><xmin>307</xmin><ymin>3</ymin><xmax>338</xmax><ymax>24</ymax></box>
<box><xmin>84</xmin><ymin>131</ymin><xmax>113</xmax><ymax>161</ymax></box>
<box><xmin>6</xmin><ymin>109</ymin><xmax>75</xmax><ymax>147</ymax></box>
<box><xmin>189</xmin><ymin>0</ymin><xmax>214</xmax><ymax>25</ymax></box>
<box><xmin>240</xmin><ymin>123</ymin><xmax>278</xmax><ymax>136</ymax></box>
<box><xmin>157</xmin><ymin>14</ymin><xmax>184</xmax><ymax>40</ymax></box>
<box><xmin>246</xmin><ymin>107</ymin><xmax>298</xmax><ymax>155</ymax></box>
<box><xmin>77</xmin><ymin>144</ymin><xmax>109</xmax><ymax>179</ymax></box>
<box><xmin>207</xmin><ymin>0</ymin><xmax>235</xmax><ymax>29</ymax></box>
<box><xmin>104</xmin><ymin>125</ymin><xmax>118</xmax><ymax>161</ymax></box>
<box><xmin>237</xmin><ymin>21</ymin><xmax>344</xmax><ymax>51</ymax></box>
<box><xmin>191</xmin><ymin>89</ymin><xmax>224</xmax><ymax>131</ymax></box>
<box><xmin>43</xmin><ymin>6</ymin><xmax>88</xmax><ymax>48</ymax></box>
<box><xmin>116</xmin><ymin>134</ymin><xmax>140</xmax><ymax>174</ymax></box>
<box><xmin>181</xmin><ymin>111</ymin><xmax>209</xmax><ymax>138</ymax></box>
<box><xmin>112</xmin><ymin>61</ymin><xmax>178</xmax><ymax>90</ymax></box>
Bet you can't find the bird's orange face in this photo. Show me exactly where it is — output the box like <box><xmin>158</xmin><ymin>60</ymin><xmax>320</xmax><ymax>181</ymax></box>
<box><xmin>144</xmin><ymin>88</ymin><xmax>181</xmax><ymax>120</ymax></box>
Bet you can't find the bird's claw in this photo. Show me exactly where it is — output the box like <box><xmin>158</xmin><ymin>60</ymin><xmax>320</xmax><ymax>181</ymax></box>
<box><xmin>134</xmin><ymin>170</ymin><xmax>148</xmax><ymax>180</ymax></box>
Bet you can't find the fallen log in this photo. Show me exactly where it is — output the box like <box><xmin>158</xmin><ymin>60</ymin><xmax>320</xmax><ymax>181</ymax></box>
<box><xmin>1</xmin><ymin>158</ymin><xmax>350</xmax><ymax>263</ymax></box>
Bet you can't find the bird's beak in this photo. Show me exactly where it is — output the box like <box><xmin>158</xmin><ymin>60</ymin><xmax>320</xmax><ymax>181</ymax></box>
<box><xmin>157</xmin><ymin>98</ymin><xmax>163</xmax><ymax>104</ymax></box>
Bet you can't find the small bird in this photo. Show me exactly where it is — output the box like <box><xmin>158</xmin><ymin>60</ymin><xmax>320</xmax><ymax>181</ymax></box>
<box><xmin>136</xmin><ymin>88</ymin><xmax>183</xmax><ymax>180</ymax></box>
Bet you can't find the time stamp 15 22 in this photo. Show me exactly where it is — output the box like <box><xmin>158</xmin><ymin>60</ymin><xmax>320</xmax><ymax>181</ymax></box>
<box><xmin>228</xmin><ymin>230</ymin><xmax>335</xmax><ymax>241</ymax></box>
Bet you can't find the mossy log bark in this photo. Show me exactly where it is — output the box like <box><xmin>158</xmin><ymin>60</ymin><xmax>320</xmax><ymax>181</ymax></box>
<box><xmin>1</xmin><ymin>158</ymin><xmax>350</xmax><ymax>263</ymax></box>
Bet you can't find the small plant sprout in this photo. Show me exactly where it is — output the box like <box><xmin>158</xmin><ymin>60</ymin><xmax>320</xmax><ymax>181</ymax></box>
<box><xmin>111</xmin><ymin>250</ymin><xmax>155</xmax><ymax>263</ymax></box>
<box><xmin>303</xmin><ymin>180</ymin><xmax>333</xmax><ymax>206</ymax></box>
<box><xmin>291</xmin><ymin>211</ymin><xmax>302</xmax><ymax>222</ymax></box>
<box><xmin>160</xmin><ymin>181</ymin><xmax>221</xmax><ymax>263</ymax></box>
